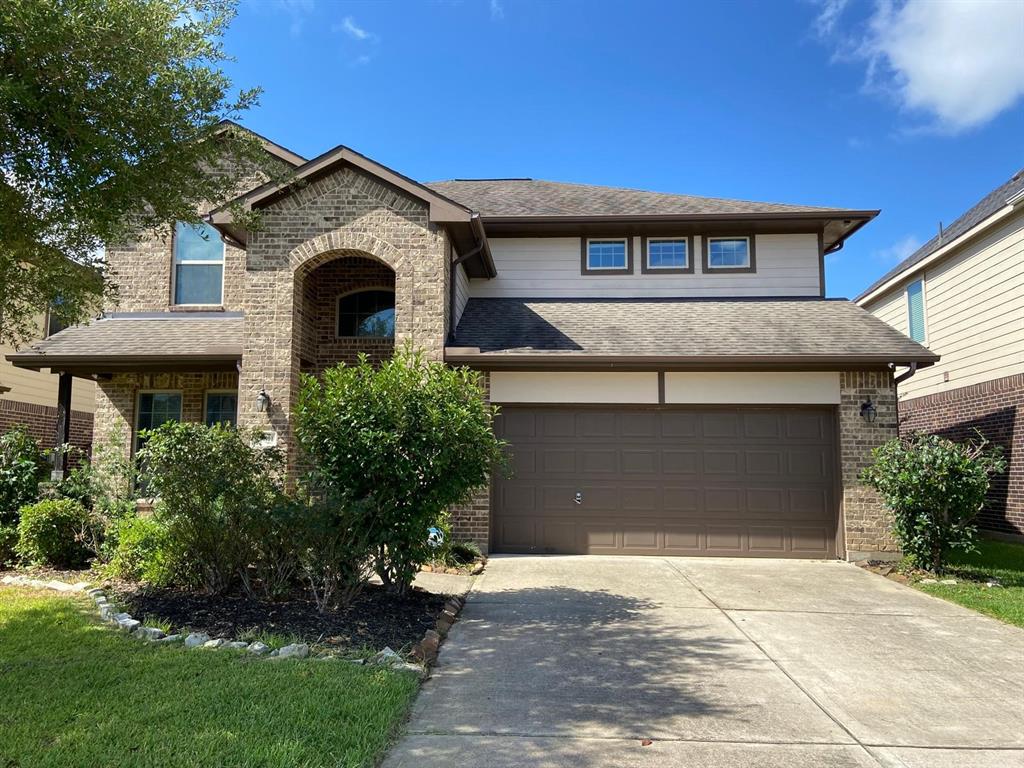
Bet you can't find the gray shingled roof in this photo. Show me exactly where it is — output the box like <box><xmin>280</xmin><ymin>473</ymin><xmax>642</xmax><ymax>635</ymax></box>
<box><xmin>425</xmin><ymin>179</ymin><xmax>855</xmax><ymax>218</ymax></box>
<box><xmin>857</xmin><ymin>168</ymin><xmax>1024</xmax><ymax>301</ymax></box>
<box><xmin>6</xmin><ymin>314</ymin><xmax>242</xmax><ymax>367</ymax></box>
<box><xmin>450</xmin><ymin>298</ymin><xmax>937</xmax><ymax>363</ymax></box>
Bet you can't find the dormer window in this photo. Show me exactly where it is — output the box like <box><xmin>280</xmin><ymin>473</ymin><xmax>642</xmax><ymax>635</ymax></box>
<box><xmin>173</xmin><ymin>221</ymin><xmax>224</xmax><ymax>305</ymax></box>
<box><xmin>582</xmin><ymin>238</ymin><xmax>633</xmax><ymax>275</ymax></box>
<box><xmin>704</xmin><ymin>236</ymin><xmax>755</xmax><ymax>273</ymax></box>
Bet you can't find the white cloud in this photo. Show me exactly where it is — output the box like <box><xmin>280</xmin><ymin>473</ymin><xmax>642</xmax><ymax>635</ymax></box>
<box><xmin>339</xmin><ymin>16</ymin><xmax>374</xmax><ymax>41</ymax></box>
<box><xmin>490</xmin><ymin>0</ymin><xmax>504</xmax><ymax>20</ymax></box>
<box><xmin>815</xmin><ymin>0</ymin><xmax>1024</xmax><ymax>134</ymax></box>
<box><xmin>875</xmin><ymin>234</ymin><xmax>923</xmax><ymax>263</ymax></box>
<box><xmin>351</xmin><ymin>54</ymin><xmax>372</xmax><ymax>67</ymax></box>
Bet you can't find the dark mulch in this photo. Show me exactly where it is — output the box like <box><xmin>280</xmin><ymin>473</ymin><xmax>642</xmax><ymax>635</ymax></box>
<box><xmin>110</xmin><ymin>584</ymin><xmax>446</xmax><ymax>652</ymax></box>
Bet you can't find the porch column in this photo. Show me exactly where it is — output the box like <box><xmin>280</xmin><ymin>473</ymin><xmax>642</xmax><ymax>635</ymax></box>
<box><xmin>51</xmin><ymin>372</ymin><xmax>72</xmax><ymax>480</ymax></box>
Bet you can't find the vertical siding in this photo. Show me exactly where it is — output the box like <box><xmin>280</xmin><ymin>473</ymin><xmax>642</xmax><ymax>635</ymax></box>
<box><xmin>470</xmin><ymin>233</ymin><xmax>821</xmax><ymax>298</ymax></box>
<box><xmin>865</xmin><ymin>209</ymin><xmax>1024</xmax><ymax>400</ymax></box>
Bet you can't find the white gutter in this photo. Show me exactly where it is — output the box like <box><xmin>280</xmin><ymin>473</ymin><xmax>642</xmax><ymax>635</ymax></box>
<box><xmin>857</xmin><ymin>203</ymin><xmax>1020</xmax><ymax>306</ymax></box>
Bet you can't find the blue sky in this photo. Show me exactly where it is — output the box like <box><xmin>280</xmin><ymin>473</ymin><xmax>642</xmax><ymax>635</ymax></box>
<box><xmin>222</xmin><ymin>0</ymin><xmax>1024</xmax><ymax>299</ymax></box>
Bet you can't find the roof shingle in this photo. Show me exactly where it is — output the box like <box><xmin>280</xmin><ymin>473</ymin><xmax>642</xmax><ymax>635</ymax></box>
<box><xmin>450</xmin><ymin>297</ymin><xmax>937</xmax><ymax>364</ymax></box>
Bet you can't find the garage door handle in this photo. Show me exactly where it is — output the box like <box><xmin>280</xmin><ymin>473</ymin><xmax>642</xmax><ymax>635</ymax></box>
<box><xmin>574</xmin><ymin>492</ymin><xmax>583</xmax><ymax>505</ymax></box>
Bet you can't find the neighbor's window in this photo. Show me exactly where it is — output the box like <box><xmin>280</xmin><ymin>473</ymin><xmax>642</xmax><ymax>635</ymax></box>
<box><xmin>173</xmin><ymin>221</ymin><xmax>224</xmax><ymax>305</ymax></box>
<box><xmin>337</xmin><ymin>289</ymin><xmax>396</xmax><ymax>337</ymax></box>
<box><xmin>204</xmin><ymin>392</ymin><xmax>238</xmax><ymax>428</ymax></box>
<box><xmin>647</xmin><ymin>238</ymin><xmax>689</xmax><ymax>269</ymax></box>
<box><xmin>707</xmin><ymin>237</ymin><xmax>751</xmax><ymax>269</ymax></box>
<box><xmin>906</xmin><ymin>279</ymin><xmax>926</xmax><ymax>343</ymax></box>
<box><xmin>586</xmin><ymin>239</ymin><xmax>629</xmax><ymax>271</ymax></box>
<box><xmin>135</xmin><ymin>392</ymin><xmax>182</xmax><ymax>454</ymax></box>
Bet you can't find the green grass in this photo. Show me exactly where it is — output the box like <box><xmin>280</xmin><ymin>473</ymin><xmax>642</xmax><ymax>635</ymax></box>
<box><xmin>913</xmin><ymin>538</ymin><xmax>1024</xmax><ymax>628</ymax></box>
<box><xmin>0</xmin><ymin>587</ymin><xmax>419</xmax><ymax>768</ymax></box>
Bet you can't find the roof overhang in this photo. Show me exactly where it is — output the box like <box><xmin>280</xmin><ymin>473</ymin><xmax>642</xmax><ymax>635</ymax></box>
<box><xmin>6</xmin><ymin>351</ymin><xmax>241</xmax><ymax>376</ymax></box>
<box><xmin>213</xmin><ymin>120</ymin><xmax>306</xmax><ymax>168</ymax></box>
<box><xmin>444</xmin><ymin>350</ymin><xmax>937</xmax><ymax>372</ymax></box>
<box><xmin>478</xmin><ymin>211</ymin><xmax>878</xmax><ymax>252</ymax></box>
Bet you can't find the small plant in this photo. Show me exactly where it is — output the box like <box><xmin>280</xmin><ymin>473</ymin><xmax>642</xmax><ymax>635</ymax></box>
<box><xmin>141</xmin><ymin>614</ymin><xmax>174</xmax><ymax>634</ymax></box>
<box><xmin>15</xmin><ymin>498</ymin><xmax>95</xmax><ymax>568</ymax></box>
<box><xmin>104</xmin><ymin>514</ymin><xmax>176</xmax><ymax>585</ymax></box>
<box><xmin>238</xmin><ymin>627</ymin><xmax>305</xmax><ymax>650</ymax></box>
<box><xmin>861</xmin><ymin>432</ymin><xmax>1006</xmax><ymax>573</ymax></box>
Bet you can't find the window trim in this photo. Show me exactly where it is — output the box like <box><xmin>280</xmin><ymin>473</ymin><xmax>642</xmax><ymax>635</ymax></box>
<box><xmin>641</xmin><ymin>236</ymin><xmax>695</xmax><ymax>275</ymax></box>
<box><xmin>905</xmin><ymin>277</ymin><xmax>928</xmax><ymax>345</ymax></box>
<box><xmin>203</xmin><ymin>390</ymin><xmax>239</xmax><ymax>428</ymax></box>
<box><xmin>133</xmin><ymin>390</ymin><xmax>183</xmax><ymax>456</ymax></box>
<box><xmin>702</xmin><ymin>235</ymin><xmax>756</xmax><ymax>273</ymax></box>
<box><xmin>336</xmin><ymin>286</ymin><xmax>397</xmax><ymax>339</ymax></box>
<box><xmin>171</xmin><ymin>221</ymin><xmax>226</xmax><ymax>308</ymax></box>
<box><xmin>581</xmin><ymin>237</ymin><xmax>634</xmax><ymax>276</ymax></box>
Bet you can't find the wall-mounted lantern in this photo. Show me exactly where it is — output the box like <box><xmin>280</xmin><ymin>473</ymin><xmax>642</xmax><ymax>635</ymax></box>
<box><xmin>860</xmin><ymin>398</ymin><xmax>877</xmax><ymax>423</ymax></box>
<box><xmin>256</xmin><ymin>388</ymin><xmax>271</xmax><ymax>414</ymax></box>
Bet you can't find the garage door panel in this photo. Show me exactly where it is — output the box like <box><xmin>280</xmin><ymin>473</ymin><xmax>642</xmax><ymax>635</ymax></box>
<box><xmin>493</xmin><ymin>406</ymin><xmax>837</xmax><ymax>558</ymax></box>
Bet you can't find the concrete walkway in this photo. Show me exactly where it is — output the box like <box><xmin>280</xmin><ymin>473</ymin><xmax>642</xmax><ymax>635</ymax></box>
<box><xmin>383</xmin><ymin>555</ymin><xmax>1024</xmax><ymax>768</ymax></box>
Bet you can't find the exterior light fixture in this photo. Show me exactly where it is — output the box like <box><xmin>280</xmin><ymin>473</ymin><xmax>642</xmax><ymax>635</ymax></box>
<box><xmin>256</xmin><ymin>388</ymin><xmax>271</xmax><ymax>414</ymax></box>
<box><xmin>860</xmin><ymin>398</ymin><xmax>877</xmax><ymax>423</ymax></box>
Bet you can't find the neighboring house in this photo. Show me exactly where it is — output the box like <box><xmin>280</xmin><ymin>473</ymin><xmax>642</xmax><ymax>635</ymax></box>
<box><xmin>8</xmin><ymin>124</ymin><xmax>937</xmax><ymax>561</ymax></box>
<box><xmin>857</xmin><ymin>170</ymin><xmax>1024</xmax><ymax>540</ymax></box>
<box><xmin>0</xmin><ymin>312</ymin><xmax>95</xmax><ymax>461</ymax></box>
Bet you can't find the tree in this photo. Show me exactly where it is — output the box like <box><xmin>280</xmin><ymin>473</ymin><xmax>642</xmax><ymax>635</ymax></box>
<box><xmin>0</xmin><ymin>0</ymin><xmax>283</xmax><ymax>345</ymax></box>
<box><xmin>294</xmin><ymin>348</ymin><xmax>506</xmax><ymax>594</ymax></box>
<box><xmin>861</xmin><ymin>433</ymin><xmax>1006</xmax><ymax>573</ymax></box>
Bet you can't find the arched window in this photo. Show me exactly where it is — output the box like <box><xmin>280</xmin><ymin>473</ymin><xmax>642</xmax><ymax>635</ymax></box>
<box><xmin>337</xmin><ymin>289</ymin><xmax>395</xmax><ymax>338</ymax></box>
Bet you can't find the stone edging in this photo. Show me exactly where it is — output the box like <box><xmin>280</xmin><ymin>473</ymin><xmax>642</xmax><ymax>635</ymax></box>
<box><xmin>411</xmin><ymin>594</ymin><xmax>465</xmax><ymax>665</ymax></box>
<box><xmin>0</xmin><ymin>574</ymin><xmax>426</xmax><ymax>676</ymax></box>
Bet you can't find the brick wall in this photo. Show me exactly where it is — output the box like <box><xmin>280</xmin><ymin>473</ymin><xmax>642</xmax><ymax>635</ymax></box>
<box><xmin>447</xmin><ymin>373</ymin><xmax>492</xmax><ymax>552</ymax></box>
<box><xmin>0</xmin><ymin>399</ymin><xmax>93</xmax><ymax>460</ymax></box>
<box><xmin>838</xmin><ymin>372</ymin><xmax>901</xmax><ymax>559</ymax></box>
<box><xmin>898</xmin><ymin>372</ymin><xmax>1023</xmax><ymax>537</ymax></box>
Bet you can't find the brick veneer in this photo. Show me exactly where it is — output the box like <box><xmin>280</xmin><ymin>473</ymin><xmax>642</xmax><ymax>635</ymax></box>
<box><xmin>237</xmin><ymin>166</ymin><xmax>449</xmax><ymax>469</ymax></box>
<box><xmin>448</xmin><ymin>373</ymin><xmax>493</xmax><ymax>551</ymax></box>
<box><xmin>838</xmin><ymin>370</ymin><xmax>900</xmax><ymax>560</ymax></box>
<box><xmin>898</xmin><ymin>373</ymin><xmax>1023</xmax><ymax>537</ymax></box>
<box><xmin>0</xmin><ymin>399</ymin><xmax>93</xmax><ymax>459</ymax></box>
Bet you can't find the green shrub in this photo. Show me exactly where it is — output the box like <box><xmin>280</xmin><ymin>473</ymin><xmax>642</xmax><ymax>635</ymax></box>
<box><xmin>137</xmin><ymin>422</ymin><xmax>283</xmax><ymax>594</ymax></box>
<box><xmin>0</xmin><ymin>523</ymin><xmax>17</xmax><ymax>568</ymax></box>
<box><xmin>105</xmin><ymin>514</ymin><xmax>175</xmax><ymax>585</ymax></box>
<box><xmin>861</xmin><ymin>433</ymin><xmax>1007</xmax><ymax>573</ymax></box>
<box><xmin>295</xmin><ymin>346</ymin><xmax>506</xmax><ymax>594</ymax></box>
<box><xmin>294</xmin><ymin>494</ymin><xmax>375</xmax><ymax>612</ymax></box>
<box><xmin>15</xmin><ymin>498</ymin><xmax>94</xmax><ymax>567</ymax></box>
<box><xmin>448</xmin><ymin>540</ymin><xmax>482</xmax><ymax>565</ymax></box>
<box><xmin>0</xmin><ymin>428</ymin><xmax>47</xmax><ymax>525</ymax></box>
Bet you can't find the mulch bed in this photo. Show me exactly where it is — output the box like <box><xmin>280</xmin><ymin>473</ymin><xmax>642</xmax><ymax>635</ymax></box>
<box><xmin>109</xmin><ymin>583</ymin><xmax>447</xmax><ymax>652</ymax></box>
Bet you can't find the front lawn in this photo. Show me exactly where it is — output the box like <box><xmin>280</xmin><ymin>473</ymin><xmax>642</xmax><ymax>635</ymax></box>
<box><xmin>0</xmin><ymin>587</ymin><xmax>419</xmax><ymax>768</ymax></box>
<box><xmin>913</xmin><ymin>538</ymin><xmax>1024</xmax><ymax>628</ymax></box>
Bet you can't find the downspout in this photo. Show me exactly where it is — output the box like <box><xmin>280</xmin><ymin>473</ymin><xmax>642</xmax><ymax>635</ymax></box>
<box><xmin>891</xmin><ymin>362</ymin><xmax>919</xmax><ymax>433</ymax></box>
<box><xmin>447</xmin><ymin>213</ymin><xmax>486</xmax><ymax>345</ymax></box>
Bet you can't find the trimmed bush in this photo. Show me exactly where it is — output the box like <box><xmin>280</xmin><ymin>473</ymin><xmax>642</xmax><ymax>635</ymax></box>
<box><xmin>295</xmin><ymin>346</ymin><xmax>506</xmax><ymax>594</ymax></box>
<box><xmin>861</xmin><ymin>433</ymin><xmax>1006</xmax><ymax>573</ymax></box>
<box><xmin>105</xmin><ymin>514</ymin><xmax>175</xmax><ymax>585</ymax></box>
<box><xmin>15</xmin><ymin>499</ymin><xmax>94</xmax><ymax>567</ymax></box>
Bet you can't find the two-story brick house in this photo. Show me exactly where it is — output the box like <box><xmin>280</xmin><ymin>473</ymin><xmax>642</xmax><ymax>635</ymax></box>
<box><xmin>8</xmin><ymin>124</ymin><xmax>937</xmax><ymax>561</ymax></box>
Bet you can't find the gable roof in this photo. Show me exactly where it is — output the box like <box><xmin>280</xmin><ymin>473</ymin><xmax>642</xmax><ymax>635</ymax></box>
<box><xmin>857</xmin><ymin>168</ymin><xmax>1024</xmax><ymax>303</ymax></box>
<box><xmin>447</xmin><ymin>297</ymin><xmax>938</xmax><ymax>369</ymax></box>
<box><xmin>214</xmin><ymin>119</ymin><xmax>306</xmax><ymax>167</ymax></box>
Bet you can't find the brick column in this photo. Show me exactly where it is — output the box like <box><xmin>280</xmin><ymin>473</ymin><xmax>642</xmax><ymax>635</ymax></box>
<box><xmin>448</xmin><ymin>372</ymin><xmax>493</xmax><ymax>552</ymax></box>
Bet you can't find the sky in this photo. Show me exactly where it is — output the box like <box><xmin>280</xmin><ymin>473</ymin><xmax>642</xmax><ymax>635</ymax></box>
<box><xmin>221</xmin><ymin>0</ymin><xmax>1024</xmax><ymax>300</ymax></box>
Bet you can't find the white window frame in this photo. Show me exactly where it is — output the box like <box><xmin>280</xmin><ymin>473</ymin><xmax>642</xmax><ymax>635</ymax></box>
<box><xmin>706</xmin><ymin>236</ymin><xmax>752</xmax><ymax>269</ymax></box>
<box><xmin>171</xmin><ymin>222</ymin><xmax>226</xmax><ymax>307</ymax></box>
<box><xmin>585</xmin><ymin>237</ymin><xmax>630</xmax><ymax>272</ymax></box>
<box><xmin>905</xmin><ymin>277</ymin><xmax>928</xmax><ymax>345</ymax></box>
<box><xmin>645</xmin><ymin>237</ymin><xmax>690</xmax><ymax>270</ymax></box>
<box><xmin>203</xmin><ymin>390</ymin><xmax>239</xmax><ymax>427</ymax></box>
<box><xmin>134</xmin><ymin>390</ymin><xmax>183</xmax><ymax>455</ymax></box>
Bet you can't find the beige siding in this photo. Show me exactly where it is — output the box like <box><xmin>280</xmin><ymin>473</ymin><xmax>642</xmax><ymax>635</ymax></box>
<box><xmin>470</xmin><ymin>233</ymin><xmax>821</xmax><ymax>298</ymax></box>
<box><xmin>490</xmin><ymin>372</ymin><xmax>659</xmax><ymax>403</ymax></box>
<box><xmin>664</xmin><ymin>372</ymin><xmax>840</xmax><ymax>404</ymax></box>
<box><xmin>453</xmin><ymin>262</ymin><xmax>470</xmax><ymax>327</ymax></box>
<box><xmin>864</xmin><ymin>208</ymin><xmax>1024</xmax><ymax>400</ymax></box>
<box><xmin>0</xmin><ymin>316</ymin><xmax>96</xmax><ymax>413</ymax></box>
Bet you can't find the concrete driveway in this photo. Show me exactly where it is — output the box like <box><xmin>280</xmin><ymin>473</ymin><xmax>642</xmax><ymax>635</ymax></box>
<box><xmin>384</xmin><ymin>556</ymin><xmax>1024</xmax><ymax>768</ymax></box>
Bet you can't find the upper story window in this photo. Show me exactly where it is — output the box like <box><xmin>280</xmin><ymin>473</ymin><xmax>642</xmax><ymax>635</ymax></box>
<box><xmin>582</xmin><ymin>238</ymin><xmax>632</xmax><ymax>275</ymax></box>
<box><xmin>337</xmin><ymin>289</ymin><xmax>396</xmax><ymax>338</ymax></box>
<box><xmin>705</xmin><ymin>236</ymin><xmax>754</xmax><ymax>271</ymax></box>
<box><xmin>906</xmin><ymin>279</ymin><xmax>926</xmax><ymax>343</ymax></box>
<box><xmin>173</xmin><ymin>221</ymin><xmax>224</xmax><ymax>305</ymax></box>
<box><xmin>643</xmin><ymin>237</ymin><xmax>693</xmax><ymax>274</ymax></box>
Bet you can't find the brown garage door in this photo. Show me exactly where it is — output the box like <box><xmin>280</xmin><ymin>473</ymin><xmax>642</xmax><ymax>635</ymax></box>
<box><xmin>492</xmin><ymin>406</ymin><xmax>838</xmax><ymax>558</ymax></box>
